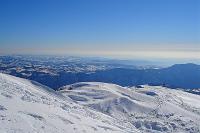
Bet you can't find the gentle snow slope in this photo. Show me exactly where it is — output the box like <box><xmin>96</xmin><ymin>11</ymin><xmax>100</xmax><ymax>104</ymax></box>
<box><xmin>60</xmin><ymin>82</ymin><xmax>200</xmax><ymax>133</ymax></box>
<box><xmin>0</xmin><ymin>73</ymin><xmax>139</xmax><ymax>133</ymax></box>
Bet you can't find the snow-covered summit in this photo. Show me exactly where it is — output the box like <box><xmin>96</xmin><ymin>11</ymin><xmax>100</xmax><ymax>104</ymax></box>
<box><xmin>1</xmin><ymin>72</ymin><xmax>200</xmax><ymax>133</ymax></box>
<box><xmin>60</xmin><ymin>82</ymin><xmax>200</xmax><ymax>133</ymax></box>
<box><xmin>0</xmin><ymin>73</ymin><xmax>139</xmax><ymax>133</ymax></box>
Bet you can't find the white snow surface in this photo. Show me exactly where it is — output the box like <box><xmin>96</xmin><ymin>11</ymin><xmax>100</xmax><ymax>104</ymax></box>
<box><xmin>0</xmin><ymin>73</ymin><xmax>140</xmax><ymax>133</ymax></box>
<box><xmin>60</xmin><ymin>82</ymin><xmax>200</xmax><ymax>133</ymax></box>
<box><xmin>1</xmin><ymin>72</ymin><xmax>200</xmax><ymax>133</ymax></box>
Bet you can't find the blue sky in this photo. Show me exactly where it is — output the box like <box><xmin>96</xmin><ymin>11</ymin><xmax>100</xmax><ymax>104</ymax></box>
<box><xmin>0</xmin><ymin>0</ymin><xmax>199</xmax><ymax>59</ymax></box>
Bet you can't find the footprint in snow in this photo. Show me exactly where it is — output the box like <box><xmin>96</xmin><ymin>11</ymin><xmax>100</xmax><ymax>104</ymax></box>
<box><xmin>57</xmin><ymin>115</ymin><xmax>74</xmax><ymax>125</ymax></box>
<box><xmin>98</xmin><ymin>125</ymin><xmax>116</xmax><ymax>131</ymax></box>
<box><xmin>1</xmin><ymin>92</ymin><xmax>12</xmax><ymax>99</ymax></box>
<box><xmin>0</xmin><ymin>105</ymin><xmax>7</xmax><ymax>111</ymax></box>
<box><xmin>19</xmin><ymin>111</ymin><xmax>44</xmax><ymax>121</ymax></box>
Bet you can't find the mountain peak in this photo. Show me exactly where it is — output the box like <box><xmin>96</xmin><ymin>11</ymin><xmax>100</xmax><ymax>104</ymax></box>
<box><xmin>0</xmin><ymin>73</ymin><xmax>138</xmax><ymax>133</ymax></box>
<box><xmin>170</xmin><ymin>63</ymin><xmax>199</xmax><ymax>68</ymax></box>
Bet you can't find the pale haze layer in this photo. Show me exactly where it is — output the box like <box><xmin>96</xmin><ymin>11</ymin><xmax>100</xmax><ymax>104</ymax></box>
<box><xmin>0</xmin><ymin>0</ymin><xmax>199</xmax><ymax>59</ymax></box>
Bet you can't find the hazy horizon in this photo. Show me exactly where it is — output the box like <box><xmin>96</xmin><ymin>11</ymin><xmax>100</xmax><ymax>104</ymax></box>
<box><xmin>0</xmin><ymin>0</ymin><xmax>199</xmax><ymax>60</ymax></box>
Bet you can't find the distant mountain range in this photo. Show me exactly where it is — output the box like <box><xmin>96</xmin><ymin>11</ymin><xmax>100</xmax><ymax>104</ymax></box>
<box><xmin>0</xmin><ymin>56</ymin><xmax>200</xmax><ymax>90</ymax></box>
<box><xmin>81</xmin><ymin>63</ymin><xmax>200</xmax><ymax>89</ymax></box>
<box><xmin>27</xmin><ymin>63</ymin><xmax>200</xmax><ymax>90</ymax></box>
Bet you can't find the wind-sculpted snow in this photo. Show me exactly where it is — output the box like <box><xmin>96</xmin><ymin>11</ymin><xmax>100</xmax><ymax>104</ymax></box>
<box><xmin>60</xmin><ymin>82</ymin><xmax>200</xmax><ymax>133</ymax></box>
<box><xmin>1</xmin><ymin>72</ymin><xmax>200</xmax><ymax>133</ymax></box>
<box><xmin>0</xmin><ymin>73</ymin><xmax>140</xmax><ymax>133</ymax></box>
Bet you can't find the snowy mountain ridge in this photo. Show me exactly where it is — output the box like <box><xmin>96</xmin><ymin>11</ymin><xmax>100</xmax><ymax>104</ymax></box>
<box><xmin>60</xmin><ymin>82</ymin><xmax>200</xmax><ymax>133</ymax></box>
<box><xmin>0</xmin><ymin>73</ymin><xmax>139</xmax><ymax>133</ymax></box>
<box><xmin>0</xmin><ymin>73</ymin><xmax>200</xmax><ymax>133</ymax></box>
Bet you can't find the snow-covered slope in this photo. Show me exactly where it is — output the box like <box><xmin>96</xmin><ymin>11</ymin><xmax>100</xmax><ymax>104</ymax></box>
<box><xmin>60</xmin><ymin>82</ymin><xmax>200</xmax><ymax>133</ymax></box>
<box><xmin>1</xmin><ymin>72</ymin><xmax>200</xmax><ymax>133</ymax></box>
<box><xmin>0</xmin><ymin>73</ymin><xmax>140</xmax><ymax>133</ymax></box>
